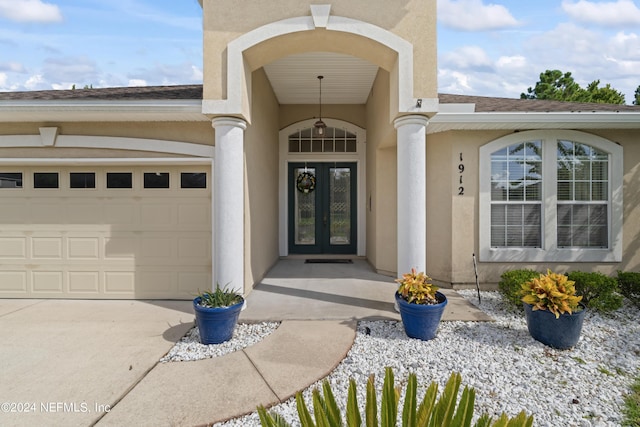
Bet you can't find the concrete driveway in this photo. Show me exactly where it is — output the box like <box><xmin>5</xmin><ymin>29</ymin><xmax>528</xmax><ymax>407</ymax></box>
<box><xmin>0</xmin><ymin>299</ymin><xmax>194</xmax><ymax>426</ymax></box>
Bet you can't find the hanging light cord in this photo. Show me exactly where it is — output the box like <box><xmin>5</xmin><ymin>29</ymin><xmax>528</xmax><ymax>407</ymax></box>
<box><xmin>318</xmin><ymin>75</ymin><xmax>324</xmax><ymax>121</ymax></box>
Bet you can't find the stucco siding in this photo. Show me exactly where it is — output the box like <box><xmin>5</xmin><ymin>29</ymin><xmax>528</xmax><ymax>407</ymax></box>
<box><xmin>243</xmin><ymin>68</ymin><xmax>281</xmax><ymax>294</ymax></box>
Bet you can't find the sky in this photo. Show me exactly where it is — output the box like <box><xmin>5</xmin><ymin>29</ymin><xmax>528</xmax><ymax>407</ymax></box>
<box><xmin>0</xmin><ymin>0</ymin><xmax>639</xmax><ymax>104</ymax></box>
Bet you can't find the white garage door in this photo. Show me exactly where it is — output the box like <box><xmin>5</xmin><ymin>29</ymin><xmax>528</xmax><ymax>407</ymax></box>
<box><xmin>0</xmin><ymin>165</ymin><xmax>211</xmax><ymax>299</ymax></box>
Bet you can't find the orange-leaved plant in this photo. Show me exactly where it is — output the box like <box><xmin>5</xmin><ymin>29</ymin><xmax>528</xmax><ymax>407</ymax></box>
<box><xmin>520</xmin><ymin>269</ymin><xmax>583</xmax><ymax>318</ymax></box>
<box><xmin>396</xmin><ymin>268</ymin><xmax>440</xmax><ymax>305</ymax></box>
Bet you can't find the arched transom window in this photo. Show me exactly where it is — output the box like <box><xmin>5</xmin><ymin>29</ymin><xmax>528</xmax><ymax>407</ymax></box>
<box><xmin>288</xmin><ymin>127</ymin><xmax>357</xmax><ymax>153</ymax></box>
<box><xmin>479</xmin><ymin>130</ymin><xmax>622</xmax><ymax>263</ymax></box>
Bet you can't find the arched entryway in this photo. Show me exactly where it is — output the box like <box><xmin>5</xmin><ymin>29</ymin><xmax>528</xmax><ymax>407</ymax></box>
<box><xmin>203</xmin><ymin>4</ymin><xmax>436</xmax><ymax>293</ymax></box>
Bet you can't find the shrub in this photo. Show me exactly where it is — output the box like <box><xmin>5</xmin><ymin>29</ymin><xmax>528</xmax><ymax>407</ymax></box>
<box><xmin>258</xmin><ymin>368</ymin><xmax>533</xmax><ymax>427</ymax></box>
<box><xmin>567</xmin><ymin>271</ymin><xmax>623</xmax><ymax>313</ymax></box>
<box><xmin>617</xmin><ymin>271</ymin><xmax>640</xmax><ymax>308</ymax></box>
<box><xmin>498</xmin><ymin>269</ymin><xmax>540</xmax><ymax>309</ymax></box>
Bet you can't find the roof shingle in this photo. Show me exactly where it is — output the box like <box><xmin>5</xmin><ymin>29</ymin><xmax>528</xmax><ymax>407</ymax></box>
<box><xmin>0</xmin><ymin>85</ymin><xmax>638</xmax><ymax>113</ymax></box>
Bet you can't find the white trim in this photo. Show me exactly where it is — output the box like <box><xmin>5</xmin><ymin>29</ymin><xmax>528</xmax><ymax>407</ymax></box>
<box><xmin>202</xmin><ymin>10</ymin><xmax>428</xmax><ymax>120</ymax></box>
<box><xmin>278</xmin><ymin>118</ymin><xmax>366</xmax><ymax>257</ymax></box>
<box><xmin>0</xmin><ymin>158</ymin><xmax>212</xmax><ymax>166</ymax></box>
<box><xmin>0</xmin><ymin>134</ymin><xmax>215</xmax><ymax>158</ymax></box>
<box><xmin>429</xmin><ymin>111</ymin><xmax>640</xmax><ymax>133</ymax></box>
<box><xmin>0</xmin><ymin>100</ymin><xmax>206</xmax><ymax>123</ymax></box>
<box><xmin>479</xmin><ymin>129</ymin><xmax>623</xmax><ymax>263</ymax></box>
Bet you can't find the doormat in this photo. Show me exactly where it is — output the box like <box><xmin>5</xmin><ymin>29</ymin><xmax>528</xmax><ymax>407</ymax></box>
<box><xmin>305</xmin><ymin>259</ymin><xmax>354</xmax><ymax>264</ymax></box>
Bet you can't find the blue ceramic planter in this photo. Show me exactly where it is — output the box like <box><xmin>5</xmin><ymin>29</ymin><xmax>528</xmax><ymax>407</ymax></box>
<box><xmin>523</xmin><ymin>303</ymin><xmax>586</xmax><ymax>350</ymax></box>
<box><xmin>193</xmin><ymin>297</ymin><xmax>244</xmax><ymax>345</ymax></box>
<box><xmin>396</xmin><ymin>292</ymin><xmax>447</xmax><ymax>341</ymax></box>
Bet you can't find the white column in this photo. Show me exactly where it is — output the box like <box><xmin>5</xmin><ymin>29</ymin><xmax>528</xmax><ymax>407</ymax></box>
<box><xmin>212</xmin><ymin>117</ymin><xmax>247</xmax><ymax>295</ymax></box>
<box><xmin>394</xmin><ymin>115</ymin><xmax>428</xmax><ymax>277</ymax></box>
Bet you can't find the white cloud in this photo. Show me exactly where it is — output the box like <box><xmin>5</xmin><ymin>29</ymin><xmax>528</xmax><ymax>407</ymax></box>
<box><xmin>438</xmin><ymin>70</ymin><xmax>474</xmax><ymax>93</ymax></box>
<box><xmin>0</xmin><ymin>62</ymin><xmax>26</xmax><ymax>73</ymax></box>
<box><xmin>0</xmin><ymin>0</ymin><xmax>63</xmax><ymax>23</ymax></box>
<box><xmin>24</xmin><ymin>74</ymin><xmax>46</xmax><ymax>90</ymax></box>
<box><xmin>0</xmin><ymin>72</ymin><xmax>7</xmax><ymax>87</ymax></box>
<box><xmin>562</xmin><ymin>0</ymin><xmax>640</xmax><ymax>27</ymax></box>
<box><xmin>526</xmin><ymin>23</ymin><xmax>602</xmax><ymax>67</ymax></box>
<box><xmin>128</xmin><ymin>79</ymin><xmax>147</xmax><ymax>87</ymax></box>
<box><xmin>438</xmin><ymin>0</ymin><xmax>520</xmax><ymax>31</ymax></box>
<box><xmin>496</xmin><ymin>55</ymin><xmax>528</xmax><ymax>71</ymax></box>
<box><xmin>516</xmin><ymin>21</ymin><xmax>640</xmax><ymax>102</ymax></box>
<box><xmin>41</xmin><ymin>56</ymin><xmax>98</xmax><ymax>84</ymax></box>
<box><xmin>190</xmin><ymin>65</ymin><xmax>203</xmax><ymax>81</ymax></box>
<box><xmin>441</xmin><ymin>46</ymin><xmax>494</xmax><ymax>71</ymax></box>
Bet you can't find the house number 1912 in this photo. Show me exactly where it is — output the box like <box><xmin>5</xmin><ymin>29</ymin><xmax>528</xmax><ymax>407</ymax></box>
<box><xmin>458</xmin><ymin>153</ymin><xmax>464</xmax><ymax>195</ymax></box>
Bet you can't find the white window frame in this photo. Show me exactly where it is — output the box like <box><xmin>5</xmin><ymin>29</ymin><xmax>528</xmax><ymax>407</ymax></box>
<box><xmin>479</xmin><ymin>130</ymin><xmax>623</xmax><ymax>263</ymax></box>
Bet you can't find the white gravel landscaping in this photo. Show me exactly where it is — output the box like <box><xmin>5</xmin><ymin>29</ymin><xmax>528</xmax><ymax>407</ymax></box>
<box><xmin>160</xmin><ymin>322</ymin><xmax>280</xmax><ymax>362</ymax></box>
<box><xmin>212</xmin><ymin>291</ymin><xmax>640</xmax><ymax>427</ymax></box>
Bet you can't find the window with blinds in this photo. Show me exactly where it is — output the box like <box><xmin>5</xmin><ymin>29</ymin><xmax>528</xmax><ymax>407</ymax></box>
<box><xmin>490</xmin><ymin>141</ymin><xmax>542</xmax><ymax>248</ymax></box>
<box><xmin>557</xmin><ymin>140</ymin><xmax>608</xmax><ymax>247</ymax></box>
<box><xmin>479</xmin><ymin>130</ymin><xmax>621</xmax><ymax>263</ymax></box>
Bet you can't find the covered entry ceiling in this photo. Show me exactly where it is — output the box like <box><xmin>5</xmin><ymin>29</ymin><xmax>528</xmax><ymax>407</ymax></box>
<box><xmin>262</xmin><ymin>52</ymin><xmax>379</xmax><ymax>104</ymax></box>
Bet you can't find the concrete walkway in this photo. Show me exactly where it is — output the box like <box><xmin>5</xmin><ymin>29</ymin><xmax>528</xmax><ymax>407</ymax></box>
<box><xmin>0</xmin><ymin>259</ymin><xmax>491</xmax><ymax>426</ymax></box>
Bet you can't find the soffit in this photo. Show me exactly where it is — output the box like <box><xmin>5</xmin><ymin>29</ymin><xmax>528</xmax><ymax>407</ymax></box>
<box><xmin>262</xmin><ymin>52</ymin><xmax>379</xmax><ymax>104</ymax></box>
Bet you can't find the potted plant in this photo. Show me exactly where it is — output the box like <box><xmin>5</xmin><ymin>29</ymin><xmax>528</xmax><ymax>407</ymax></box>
<box><xmin>193</xmin><ymin>284</ymin><xmax>244</xmax><ymax>345</ymax></box>
<box><xmin>520</xmin><ymin>269</ymin><xmax>586</xmax><ymax>349</ymax></box>
<box><xmin>395</xmin><ymin>268</ymin><xmax>448</xmax><ymax>340</ymax></box>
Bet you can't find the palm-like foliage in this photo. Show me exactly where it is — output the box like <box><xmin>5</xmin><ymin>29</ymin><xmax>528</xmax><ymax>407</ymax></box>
<box><xmin>257</xmin><ymin>368</ymin><xmax>533</xmax><ymax>427</ymax></box>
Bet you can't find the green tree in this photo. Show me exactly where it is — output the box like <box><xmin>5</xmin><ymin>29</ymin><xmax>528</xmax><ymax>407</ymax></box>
<box><xmin>521</xmin><ymin>70</ymin><xmax>583</xmax><ymax>101</ymax></box>
<box><xmin>582</xmin><ymin>80</ymin><xmax>626</xmax><ymax>104</ymax></box>
<box><xmin>521</xmin><ymin>69</ymin><xmax>625</xmax><ymax>104</ymax></box>
<box><xmin>634</xmin><ymin>85</ymin><xmax>640</xmax><ymax>105</ymax></box>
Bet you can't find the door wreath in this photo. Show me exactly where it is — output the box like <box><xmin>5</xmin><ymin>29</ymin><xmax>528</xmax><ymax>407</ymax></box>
<box><xmin>296</xmin><ymin>171</ymin><xmax>316</xmax><ymax>193</ymax></box>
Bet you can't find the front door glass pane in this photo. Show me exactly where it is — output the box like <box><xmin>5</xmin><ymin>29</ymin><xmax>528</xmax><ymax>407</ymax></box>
<box><xmin>329</xmin><ymin>167</ymin><xmax>350</xmax><ymax>245</ymax></box>
<box><xmin>294</xmin><ymin>167</ymin><xmax>316</xmax><ymax>245</ymax></box>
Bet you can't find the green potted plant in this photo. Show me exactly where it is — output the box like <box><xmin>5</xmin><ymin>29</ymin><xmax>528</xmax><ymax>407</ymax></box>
<box><xmin>193</xmin><ymin>284</ymin><xmax>244</xmax><ymax>345</ymax></box>
<box><xmin>520</xmin><ymin>269</ymin><xmax>586</xmax><ymax>349</ymax></box>
<box><xmin>395</xmin><ymin>268</ymin><xmax>447</xmax><ymax>340</ymax></box>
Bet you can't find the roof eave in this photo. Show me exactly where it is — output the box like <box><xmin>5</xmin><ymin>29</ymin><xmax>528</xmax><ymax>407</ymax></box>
<box><xmin>0</xmin><ymin>100</ymin><xmax>208</xmax><ymax>123</ymax></box>
<box><xmin>428</xmin><ymin>111</ymin><xmax>640</xmax><ymax>134</ymax></box>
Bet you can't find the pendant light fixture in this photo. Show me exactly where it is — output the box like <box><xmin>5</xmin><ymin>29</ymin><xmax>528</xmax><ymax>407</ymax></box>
<box><xmin>314</xmin><ymin>75</ymin><xmax>327</xmax><ymax>137</ymax></box>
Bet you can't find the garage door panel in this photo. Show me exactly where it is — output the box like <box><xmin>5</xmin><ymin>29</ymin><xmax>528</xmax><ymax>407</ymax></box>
<box><xmin>0</xmin><ymin>166</ymin><xmax>211</xmax><ymax>299</ymax></box>
<box><xmin>0</xmin><ymin>200</ymin><xmax>27</xmax><ymax>223</ymax></box>
<box><xmin>140</xmin><ymin>237</ymin><xmax>175</xmax><ymax>260</ymax></box>
<box><xmin>178</xmin><ymin>237</ymin><xmax>210</xmax><ymax>264</ymax></box>
<box><xmin>140</xmin><ymin>204</ymin><xmax>175</xmax><ymax>226</ymax></box>
<box><xmin>68</xmin><ymin>271</ymin><xmax>100</xmax><ymax>293</ymax></box>
<box><xmin>32</xmin><ymin>271</ymin><xmax>63</xmax><ymax>292</ymax></box>
<box><xmin>65</xmin><ymin>203</ymin><xmax>105</xmax><ymax>224</ymax></box>
<box><xmin>0</xmin><ymin>271</ymin><xmax>27</xmax><ymax>292</ymax></box>
<box><xmin>178</xmin><ymin>271</ymin><xmax>212</xmax><ymax>294</ymax></box>
<box><xmin>139</xmin><ymin>271</ymin><xmax>174</xmax><ymax>293</ymax></box>
<box><xmin>0</xmin><ymin>237</ymin><xmax>27</xmax><ymax>258</ymax></box>
<box><xmin>31</xmin><ymin>237</ymin><xmax>63</xmax><ymax>259</ymax></box>
<box><xmin>104</xmin><ymin>204</ymin><xmax>138</xmax><ymax>225</ymax></box>
<box><xmin>68</xmin><ymin>237</ymin><xmax>100</xmax><ymax>259</ymax></box>
<box><xmin>105</xmin><ymin>272</ymin><xmax>136</xmax><ymax>293</ymax></box>
<box><xmin>30</xmin><ymin>202</ymin><xmax>66</xmax><ymax>223</ymax></box>
<box><xmin>104</xmin><ymin>237</ymin><xmax>138</xmax><ymax>260</ymax></box>
<box><xmin>178</xmin><ymin>204</ymin><xmax>210</xmax><ymax>227</ymax></box>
